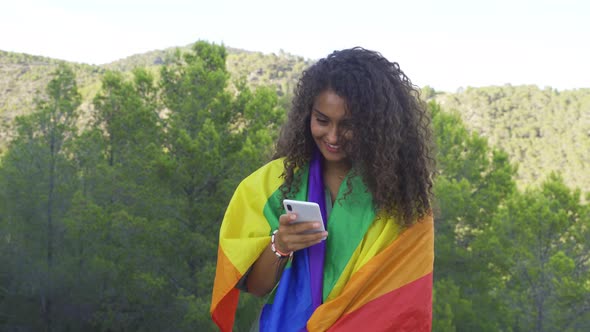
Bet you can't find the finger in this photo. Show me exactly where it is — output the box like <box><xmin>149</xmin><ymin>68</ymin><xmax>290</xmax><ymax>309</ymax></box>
<box><xmin>279</xmin><ymin>213</ymin><xmax>297</xmax><ymax>225</ymax></box>
<box><xmin>279</xmin><ymin>219</ymin><xmax>323</xmax><ymax>239</ymax></box>
<box><xmin>275</xmin><ymin>230</ymin><xmax>327</xmax><ymax>252</ymax></box>
<box><xmin>279</xmin><ymin>232</ymin><xmax>327</xmax><ymax>252</ymax></box>
<box><xmin>288</xmin><ymin>235</ymin><xmax>328</xmax><ymax>251</ymax></box>
<box><xmin>289</xmin><ymin>221</ymin><xmax>323</xmax><ymax>234</ymax></box>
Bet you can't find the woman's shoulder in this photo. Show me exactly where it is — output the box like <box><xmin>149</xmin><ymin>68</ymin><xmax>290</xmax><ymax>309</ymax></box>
<box><xmin>248</xmin><ymin>158</ymin><xmax>284</xmax><ymax>178</ymax></box>
<box><xmin>239</xmin><ymin>158</ymin><xmax>285</xmax><ymax>188</ymax></box>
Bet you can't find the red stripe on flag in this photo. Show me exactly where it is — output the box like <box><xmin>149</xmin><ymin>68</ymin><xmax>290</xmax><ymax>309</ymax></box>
<box><xmin>329</xmin><ymin>272</ymin><xmax>433</xmax><ymax>332</ymax></box>
<box><xmin>212</xmin><ymin>287</ymin><xmax>239</xmax><ymax>332</ymax></box>
<box><xmin>211</xmin><ymin>246</ymin><xmax>242</xmax><ymax>332</ymax></box>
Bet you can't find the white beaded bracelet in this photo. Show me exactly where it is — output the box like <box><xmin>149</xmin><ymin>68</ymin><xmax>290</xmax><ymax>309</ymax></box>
<box><xmin>271</xmin><ymin>229</ymin><xmax>293</xmax><ymax>258</ymax></box>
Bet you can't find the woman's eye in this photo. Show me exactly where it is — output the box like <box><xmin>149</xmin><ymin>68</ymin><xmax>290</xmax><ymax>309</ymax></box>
<box><xmin>316</xmin><ymin>118</ymin><xmax>328</xmax><ymax>124</ymax></box>
<box><xmin>340</xmin><ymin>122</ymin><xmax>351</xmax><ymax>129</ymax></box>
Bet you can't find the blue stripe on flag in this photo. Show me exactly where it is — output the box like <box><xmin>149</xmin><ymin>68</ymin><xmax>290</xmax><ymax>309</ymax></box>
<box><xmin>259</xmin><ymin>248</ymin><xmax>314</xmax><ymax>332</ymax></box>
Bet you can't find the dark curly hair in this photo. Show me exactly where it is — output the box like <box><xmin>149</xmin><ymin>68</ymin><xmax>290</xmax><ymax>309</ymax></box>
<box><xmin>274</xmin><ymin>47</ymin><xmax>435</xmax><ymax>227</ymax></box>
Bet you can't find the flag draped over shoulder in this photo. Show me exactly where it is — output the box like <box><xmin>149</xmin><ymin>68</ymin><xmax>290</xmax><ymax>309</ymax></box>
<box><xmin>210</xmin><ymin>157</ymin><xmax>434</xmax><ymax>331</ymax></box>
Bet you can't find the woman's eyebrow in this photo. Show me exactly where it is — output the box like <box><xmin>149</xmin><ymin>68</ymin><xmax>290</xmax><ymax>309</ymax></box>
<box><xmin>312</xmin><ymin>108</ymin><xmax>353</xmax><ymax>123</ymax></box>
<box><xmin>312</xmin><ymin>109</ymin><xmax>328</xmax><ymax>118</ymax></box>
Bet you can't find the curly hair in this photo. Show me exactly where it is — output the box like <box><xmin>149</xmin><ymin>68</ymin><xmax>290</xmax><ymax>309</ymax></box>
<box><xmin>274</xmin><ymin>47</ymin><xmax>435</xmax><ymax>227</ymax></box>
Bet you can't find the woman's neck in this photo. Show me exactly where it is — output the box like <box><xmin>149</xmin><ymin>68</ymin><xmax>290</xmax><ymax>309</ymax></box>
<box><xmin>323</xmin><ymin>159</ymin><xmax>352</xmax><ymax>179</ymax></box>
<box><xmin>322</xmin><ymin>160</ymin><xmax>351</xmax><ymax>204</ymax></box>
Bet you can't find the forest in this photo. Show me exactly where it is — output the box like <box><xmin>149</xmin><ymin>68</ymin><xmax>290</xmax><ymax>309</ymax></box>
<box><xmin>429</xmin><ymin>85</ymin><xmax>590</xmax><ymax>193</ymax></box>
<box><xmin>0</xmin><ymin>41</ymin><xmax>588</xmax><ymax>331</ymax></box>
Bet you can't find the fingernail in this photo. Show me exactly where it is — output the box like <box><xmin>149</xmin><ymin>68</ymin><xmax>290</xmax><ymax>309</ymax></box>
<box><xmin>290</xmin><ymin>214</ymin><xmax>296</xmax><ymax>220</ymax></box>
<box><xmin>313</xmin><ymin>223</ymin><xmax>320</xmax><ymax>228</ymax></box>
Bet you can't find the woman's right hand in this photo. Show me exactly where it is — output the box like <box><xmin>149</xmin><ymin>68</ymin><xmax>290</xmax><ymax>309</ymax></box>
<box><xmin>274</xmin><ymin>213</ymin><xmax>328</xmax><ymax>253</ymax></box>
<box><xmin>245</xmin><ymin>213</ymin><xmax>328</xmax><ymax>296</ymax></box>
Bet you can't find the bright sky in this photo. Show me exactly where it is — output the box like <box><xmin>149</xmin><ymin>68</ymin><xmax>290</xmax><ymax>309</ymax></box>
<box><xmin>1</xmin><ymin>0</ymin><xmax>588</xmax><ymax>92</ymax></box>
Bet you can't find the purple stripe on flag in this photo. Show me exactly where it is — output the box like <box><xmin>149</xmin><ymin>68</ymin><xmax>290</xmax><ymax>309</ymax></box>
<box><xmin>307</xmin><ymin>147</ymin><xmax>327</xmax><ymax>311</ymax></box>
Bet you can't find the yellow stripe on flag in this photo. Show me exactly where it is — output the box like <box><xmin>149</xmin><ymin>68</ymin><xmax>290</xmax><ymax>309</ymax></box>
<box><xmin>210</xmin><ymin>159</ymin><xmax>285</xmax><ymax>330</ymax></box>
<box><xmin>326</xmin><ymin>213</ymin><xmax>401</xmax><ymax>302</ymax></box>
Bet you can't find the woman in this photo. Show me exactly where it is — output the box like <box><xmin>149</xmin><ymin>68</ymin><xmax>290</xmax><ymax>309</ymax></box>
<box><xmin>211</xmin><ymin>47</ymin><xmax>435</xmax><ymax>331</ymax></box>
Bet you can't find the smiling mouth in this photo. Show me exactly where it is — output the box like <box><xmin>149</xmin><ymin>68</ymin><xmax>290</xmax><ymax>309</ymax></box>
<box><xmin>325</xmin><ymin>142</ymin><xmax>341</xmax><ymax>152</ymax></box>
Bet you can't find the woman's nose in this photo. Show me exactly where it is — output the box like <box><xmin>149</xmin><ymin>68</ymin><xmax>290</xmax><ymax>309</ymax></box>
<box><xmin>326</xmin><ymin>126</ymin><xmax>339</xmax><ymax>143</ymax></box>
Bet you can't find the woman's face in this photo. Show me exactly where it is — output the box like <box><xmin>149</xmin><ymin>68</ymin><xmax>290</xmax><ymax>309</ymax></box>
<box><xmin>310</xmin><ymin>89</ymin><xmax>353</xmax><ymax>165</ymax></box>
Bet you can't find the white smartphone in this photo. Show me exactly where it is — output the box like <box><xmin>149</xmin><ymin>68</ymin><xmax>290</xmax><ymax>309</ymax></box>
<box><xmin>283</xmin><ymin>199</ymin><xmax>326</xmax><ymax>235</ymax></box>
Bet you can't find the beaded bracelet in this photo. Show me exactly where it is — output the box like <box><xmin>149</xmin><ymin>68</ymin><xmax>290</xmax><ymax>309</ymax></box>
<box><xmin>271</xmin><ymin>229</ymin><xmax>293</xmax><ymax>258</ymax></box>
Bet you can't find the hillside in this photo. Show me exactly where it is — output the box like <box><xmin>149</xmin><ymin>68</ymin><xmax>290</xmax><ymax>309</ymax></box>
<box><xmin>0</xmin><ymin>46</ymin><xmax>311</xmax><ymax>151</ymax></box>
<box><xmin>103</xmin><ymin>45</ymin><xmax>312</xmax><ymax>98</ymax></box>
<box><xmin>0</xmin><ymin>51</ymin><xmax>104</xmax><ymax>146</ymax></box>
<box><xmin>432</xmin><ymin>85</ymin><xmax>590</xmax><ymax>193</ymax></box>
<box><xmin>1</xmin><ymin>46</ymin><xmax>589</xmax><ymax>193</ymax></box>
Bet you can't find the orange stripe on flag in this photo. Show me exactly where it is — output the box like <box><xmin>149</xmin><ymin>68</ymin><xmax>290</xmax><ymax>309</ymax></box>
<box><xmin>211</xmin><ymin>246</ymin><xmax>242</xmax><ymax>332</ymax></box>
<box><xmin>307</xmin><ymin>215</ymin><xmax>433</xmax><ymax>331</ymax></box>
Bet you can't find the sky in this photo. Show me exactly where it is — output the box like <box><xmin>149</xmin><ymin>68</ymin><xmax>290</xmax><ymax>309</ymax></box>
<box><xmin>0</xmin><ymin>0</ymin><xmax>588</xmax><ymax>92</ymax></box>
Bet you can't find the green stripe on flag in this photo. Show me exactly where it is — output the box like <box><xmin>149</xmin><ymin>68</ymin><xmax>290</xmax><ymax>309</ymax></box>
<box><xmin>323</xmin><ymin>174</ymin><xmax>375</xmax><ymax>300</ymax></box>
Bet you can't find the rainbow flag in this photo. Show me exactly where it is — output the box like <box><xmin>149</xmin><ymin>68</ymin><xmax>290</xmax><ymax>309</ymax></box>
<box><xmin>211</xmin><ymin>157</ymin><xmax>434</xmax><ymax>331</ymax></box>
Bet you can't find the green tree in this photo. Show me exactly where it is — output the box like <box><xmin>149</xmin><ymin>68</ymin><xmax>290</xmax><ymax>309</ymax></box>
<box><xmin>155</xmin><ymin>41</ymin><xmax>284</xmax><ymax>329</ymax></box>
<box><xmin>91</xmin><ymin>69</ymin><xmax>164</xmax><ymax>218</ymax></box>
<box><xmin>62</xmin><ymin>67</ymin><xmax>171</xmax><ymax>331</ymax></box>
<box><xmin>431</xmin><ymin>101</ymin><xmax>517</xmax><ymax>331</ymax></box>
<box><xmin>434</xmin><ymin>86</ymin><xmax>590</xmax><ymax>194</ymax></box>
<box><xmin>477</xmin><ymin>174</ymin><xmax>590</xmax><ymax>331</ymax></box>
<box><xmin>0</xmin><ymin>64</ymin><xmax>81</xmax><ymax>331</ymax></box>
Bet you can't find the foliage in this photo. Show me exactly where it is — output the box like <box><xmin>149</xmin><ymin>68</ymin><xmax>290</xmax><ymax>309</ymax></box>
<box><xmin>3</xmin><ymin>48</ymin><xmax>589</xmax><ymax>198</ymax></box>
<box><xmin>0</xmin><ymin>42</ymin><xmax>285</xmax><ymax>331</ymax></box>
<box><xmin>431</xmin><ymin>100</ymin><xmax>518</xmax><ymax>331</ymax></box>
<box><xmin>475</xmin><ymin>174</ymin><xmax>590</xmax><ymax>331</ymax></box>
<box><xmin>0</xmin><ymin>64</ymin><xmax>81</xmax><ymax>331</ymax></box>
<box><xmin>1</xmin><ymin>44</ymin><xmax>589</xmax><ymax>331</ymax></box>
<box><xmin>0</xmin><ymin>46</ymin><xmax>308</xmax><ymax>154</ymax></box>
<box><xmin>433</xmin><ymin>85</ymin><xmax>590</xmax><ymax>194</ymax></box>
<box><xmin>431</xmin><ymin>98</ymin><xmax>589</xmax><ymax>331</ymax></box>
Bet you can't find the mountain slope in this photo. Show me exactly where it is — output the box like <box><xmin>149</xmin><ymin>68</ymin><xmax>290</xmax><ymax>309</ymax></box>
<box><xmin>1</xmin><ymin>47</ymin><xmax>589</xmax><ymax>193</ymax></box>
<box><xmin>0</xmin><ymin>46</ymin><xmax>311</xmax><ymax>151</ymax></box>
<box><xmin>433</xmin><ymin>85</ymin><xmax>590</xmax><ymax>192</ymax></box>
